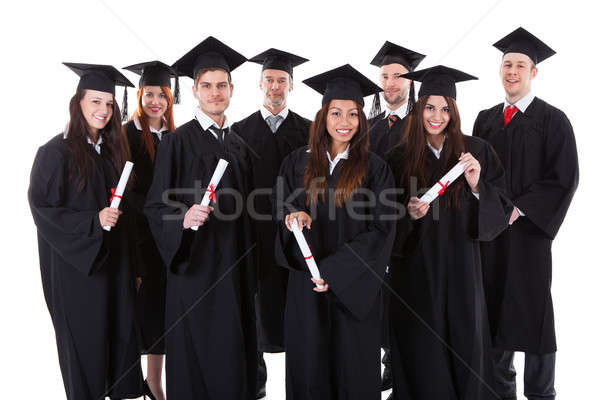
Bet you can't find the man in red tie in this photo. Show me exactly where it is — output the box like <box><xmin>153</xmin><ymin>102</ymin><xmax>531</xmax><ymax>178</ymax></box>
<box><xmin>472</xmin><ymin>27</ymin><xmax>579</xmax><ymax>400</ymax></box>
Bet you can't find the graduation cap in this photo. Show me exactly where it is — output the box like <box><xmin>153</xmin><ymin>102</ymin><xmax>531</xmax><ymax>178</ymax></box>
<box><xmin>368</xmin><ymin>42</ymin><xmax>426</xmax><ymax>119</ymax></box>
<box><xmin>172</xmin><ymin>36</ymin><xmax>247</xmax><ymax>80</ymax></box>
<box><xmin>370</xmin><ymin>41</ymin><xmax>426</xmax><ymax>71</ymax></box>
<box><xmin>401</xmin><ymin>65</ymin><xmax>478</xmax><ymax>100</ymax></box>
<box><xmin>303</xmin><ymin>64</ymin><xmax>381</xmax><ymax>107</ymax></box>
<box><xmin>249</xmin><ymin>48</ymin><xmax>309</xmax><ymax>79</ymax></box>
<box><xmin>123</xmin><ymin>60</ymin><xmax>181</xmax><ymax>104</ymax></box>
<box><xmin>493</xmin><ymin>27</ymin><xmax>556</xmax><ymax>65</ymax></box>
<box><xmin>63</xmin><ymin>62</ymin><xmax>135</xmax><ymax>121</ymax></box>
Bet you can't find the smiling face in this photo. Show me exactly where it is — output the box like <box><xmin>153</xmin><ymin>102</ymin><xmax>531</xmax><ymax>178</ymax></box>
<box><xmin>79</xmin><ymin>89</ymin><xmax>114</xmax><ymax>134</ymax></box>
<box><xmin>500</xmin><ymin>52</ymin><xmax>537</xmax><ymax>101</ymax></box>
<box><xmin>422</xmin><ymin>95</ymin><xmax>450</xmax><ymax>135</ymax></box>
<box><xmin>192</xmin><ymin>69</ymin><xmax>233</xmax><ymax>117</ymax></box>
<box><xmin>260</xmin><ymin>69</ymin><xmax>292</xmax><ymax>110</ymax></box>
<box><xmin>380</xmin><ymin>63</ymin><xmax>410</xmax><ymax>107</ymax></box>
<box><xmin>326</xmin><ymin>99</ymin><xmax>360</xmax><ymax>147</ymax></box>
<box><xmin>141</xmin><ymin>85</ymin><xmax>168</xmax><ymax>120</ymax></box>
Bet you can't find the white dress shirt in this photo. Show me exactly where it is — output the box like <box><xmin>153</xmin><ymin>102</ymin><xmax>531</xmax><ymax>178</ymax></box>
<box><xmin>326</xmin><ymin>146</ymin><xmax>350</xmax><ymax>175</ymax></box>
<box><xmin>63</xmin><ymin>129</ymin><xmax>103</xmax><ymax>154</ymax></box>
<box><xmin>133</xmin><ymin>115</ymin><xmax>168</xmax><ymax>141</ymax></box>
<box><xmin>384</xmin><ymin>102</ymin><xmax>409</xmax><ymax>119</ymax></box>
<box><xmin>194</xmin><ymin>107</ymin><xmax>229</xmax><ymax>140</ymax></box>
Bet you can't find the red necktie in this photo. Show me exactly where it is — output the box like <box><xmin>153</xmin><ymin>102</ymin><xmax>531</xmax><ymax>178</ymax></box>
<box><xmin>504</xmin><ymin>105</ymin><xmax>518</xmax><ymax>126</ymax></box>
<box><xmin>388</xmin><ymin>114</ymin><xmax>398</xmax><ymax>128</ymax></box>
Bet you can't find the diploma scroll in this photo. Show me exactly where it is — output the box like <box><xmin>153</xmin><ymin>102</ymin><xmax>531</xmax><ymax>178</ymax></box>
<box><xmin>290</xmin><ymin>218</ymin><xmax>325</xmax><ymax>289</ymax></box>
<box><xmin>419</xmin><ymin>162</ymin><xmax>465</xmax><ymax>204</ymax></box>
<box><xmin>191</xmin><ymin>159</ymin><xmax>229</xmax><ymax>231</ymax></box>
<box><xmin>103</xmin><ymin>161</ymin><xmax>134</xmax><ymax>231</ymax></box>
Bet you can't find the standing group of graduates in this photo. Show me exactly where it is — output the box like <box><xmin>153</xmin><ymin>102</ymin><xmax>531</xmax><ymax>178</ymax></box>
<box><xmin>28</xmin><ymin>26</ymin><xmax>579</xmax><ymax>400</ymax></box>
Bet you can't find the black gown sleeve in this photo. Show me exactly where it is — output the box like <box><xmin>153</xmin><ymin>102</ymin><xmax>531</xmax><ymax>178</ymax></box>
<box><xmin>471</xmin><ymin>139</ymin><xmax>513</xmax><ymax>241</ymax></box>
<box><xmin>318</xmin><ymin>160</ymin><xmax>396</xmax><ymax>320</ymax></box>
<box><xmin>273</xmin><ymin>152</ymin><xmax>310</xmax><ymax>272</ymax></box>
<box><xmin>143</xmin><ymin>134</ymin><xmax>190</xmax><ymax>272</ymax></box>
<box><xmin>512</xmin><ymin>112</ymin><xmax>579</xmax><ymax>239</ymax></box>
<box><xmin>28</xmin><ymin>143</ymin><xmax>107</xmax><ymax>275</ymax></box>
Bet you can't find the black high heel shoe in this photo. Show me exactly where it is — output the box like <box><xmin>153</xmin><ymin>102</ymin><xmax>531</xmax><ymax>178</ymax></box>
<box><xmin>143</xmin><ymin>380</ymin><xmax>157</xmax><ymax>400</ymax></box>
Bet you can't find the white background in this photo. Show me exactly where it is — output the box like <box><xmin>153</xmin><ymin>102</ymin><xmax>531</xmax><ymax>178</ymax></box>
<box><xmin>1</xmin><ymin>0</ymin><xmax>598</xmax><ymax>398</ymax></box>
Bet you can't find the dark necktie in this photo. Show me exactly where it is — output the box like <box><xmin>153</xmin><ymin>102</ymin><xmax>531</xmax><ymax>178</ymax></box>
<box><xmin>211</xmin><ymin>126</ymin><xmax>228</xmax><ymax>144</ymax></box>
<box><xmin>388</xmin><ymin>114</ymin><xmax>398</xmax><ymax>128</ymax></box>
<box><xmin>504</xmin><ymin>105</ymin><xmax>518</xmax><ymax>126</ymax></box>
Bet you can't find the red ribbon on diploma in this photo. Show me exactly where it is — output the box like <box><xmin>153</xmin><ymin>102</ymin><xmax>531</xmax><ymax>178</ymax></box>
<box><xmin>305</xmin><ymin>243</ymin><xmax>313</xmax><ymax>260</ymax></box>
<box><xmin>110</xmin><ymin>187</ymin><xmax>121</xmax><ymax>203</ymax></box>
<box><xmin>206</xmin><ymin>184</ymin><xmax>216</xmax><ymax>203</ymax></box>
<box><xmin>437</xmin><ymin>180</ymin><xmax>450</xmax><ymax>196</ymax></box>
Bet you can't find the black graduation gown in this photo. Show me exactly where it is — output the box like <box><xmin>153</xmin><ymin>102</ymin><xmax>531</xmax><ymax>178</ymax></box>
<box><xmin>28</xmin><ymin>134</ymin><xmax>143</xmax><ymax>400</ymax></box>
<box><xmin>369</xmin><ymin>113</ymin><xmax>407</xmax><ymax>158</ymax></box>
<box><xmin>472</xmin><ymin>97</ymin><xmax>579</xmax><ymax>354</ymax></box>
<box><xmin>386</xmin><ymin>136</ymin><xmax>512</xmax><ymax>400</ymax></box>
<box><xmin>231</xmin><ymin>110</ymin><xmax>311</xmax><ymax>352</ymax></box>
<box><xmin>123</xmin><ymin>120</ymin><xmax>167</xmax><ymax>354</ymax></box>
<box><xmin>273</xmin><ymin>147</ymin><xmax>396</xmax><ymax>400</ymax></box>
<box><xmin>144</xmin><ymin>119</ymin><xmax>257</xmax><ymax>400</ymax></box>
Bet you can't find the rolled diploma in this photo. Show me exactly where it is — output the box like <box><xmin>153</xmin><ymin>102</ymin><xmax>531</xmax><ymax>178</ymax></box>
<box><xmin>191</xmin><ymin>159</ymin><xmax>229</xmax><ymax>231</ymax></box>
<box><xmin>290</xmin><ymin>218</ymin><xmax>325</xmax><ymax>289</ymax></box>
<box><xmin>419</xmin><ymin>162</ymin><xmax>466</xmax><ymax>204</ymax></box>
<box><xmin>103</xmin><ymin>161</ymin><xmax>134</xmax><ymax>231</ymax></box>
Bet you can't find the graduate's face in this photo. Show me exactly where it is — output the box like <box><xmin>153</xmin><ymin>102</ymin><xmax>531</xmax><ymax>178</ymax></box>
<box><xmin>326</xmin><ymin>100</ymin><xmax>360</xmax><ymax>146</ymax></box>
<box><xmin>80</xmin><ymin>90</ymin><xmax>114</xmax><ymax>134</ymax></box>
<box><xmin>380</xmin><ymin>63</ymin><xmax>410</xmax><ymax>106</ymax></box>
<box><xmin>422</xmin><ymin>96</ymin><xmax>450</xmax><ymax>135</ymax></box>
<box><xmin>260</xmin><ymin>69</ymin><xmax>292</xmax><ymax>109</ymax></box>
<box><xmin>192</xmin><ymin>70</ymin><xmax>234</xmax><ymax>116</ymax></box>
<box><xmin>141</xmin><ymin>86</ymin><xmax>168</xmax><ymax>120</ymax></box>
<box><xmin>500</xmin><ymin>53</ymin><xmax>538</xmax><ymax>100</ymax></box>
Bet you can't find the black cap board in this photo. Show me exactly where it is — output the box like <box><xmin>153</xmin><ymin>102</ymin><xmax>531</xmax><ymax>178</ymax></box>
<box><xmin>172</xmin><ymin>36</ymin><xmax>246</xmax><ymax>79</ymax></box>
<box><xmin>370</xmin><ymin>41</ymin><xmax>426</xmax><ymax>71</ymax></box>
<box><xmin>401</xmin><ymin>65</ymin><xmax>478</xmax><ymax>100</ymax></box>
<box><xmin>493</xmin><ymin>27</ymin><xmax>556</xmax><ymax>65</ymax></box>
<box><xmin>303</xmin><ymin>64</ymin><xmax>381</xmax><ymax>107</ymax></box>
<box><xmin>249</xmin><ymin>48</ymin><xmax>308</xmax><ymax>78</ymax></box>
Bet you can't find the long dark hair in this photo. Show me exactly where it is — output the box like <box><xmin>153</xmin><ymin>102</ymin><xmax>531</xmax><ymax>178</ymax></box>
<box><xmin>399</xmin><ymin>95</ymin><xmax>465</xmax><ymax>208</ymax></box>
<box><xmin>67</xmin><ymin>90</ymin><xmax>131</xmax><ymax>190</ymax></box>
<box><xmin>131</xmin><ymin>86</ymin><xmax>176</xmax><ymax>161</ymax></box>
<box><xmin>304</xmin><ymin>100</ymin><xmax>369</xmax><ymax>207</ymax></box>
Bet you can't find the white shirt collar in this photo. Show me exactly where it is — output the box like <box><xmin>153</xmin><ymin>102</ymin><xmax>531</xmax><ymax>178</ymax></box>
<box><xmin>63</xmin><ymin>127</ymin><xmax>103</xmax><ymax>154</ymax></box>
<box><xmin>384</xmin><ymin>102</ymin><xmax>409</xmax><ymax>119</ymax></box>
<box><xmin>194</xmin><ymin>107</ymin><xmax>229</xmax><ymax>140</ymax></box>
<box><xmin>504</xmin><ymin>91</ymin><xmax>535</xmax><ymax>113</ymax></box>
<box><xmin>426</xmin><ymin>135</ymin><xmax>446</xmax><ymax>159</ymax></box>
<box><xmin>260</xmin><ymin>105</ymin><xmax>289</xmax><ymax>121</ymax></box>
<box><xmin>326</xmin><ymin>145</ymin><xmax>350</xmax><ymax>175</ymax></box>
<box><xmin>133</xmin><ymin>115</ymin><xmax>167</xmax><ymax>140</ymax></box>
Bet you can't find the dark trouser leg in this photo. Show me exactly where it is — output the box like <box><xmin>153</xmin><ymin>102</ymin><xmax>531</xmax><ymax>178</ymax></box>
<box><xmin>524</xmin><ymin>352</ymin><xmax>556</xmax><ymax>400</ymax></box>
<box><xmin>256</xmin><ymin>351</ymin><xmax>267</xmax><ymax>397</ymax></box>
<box><xmin>492</xmin><ymin>348</ymin><xmax>517</xmax><ymax>400</ymax></box>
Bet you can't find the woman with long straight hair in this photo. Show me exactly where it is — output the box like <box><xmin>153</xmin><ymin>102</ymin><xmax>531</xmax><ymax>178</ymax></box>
<box><xmin>273</xmin><ymin>64</ymin><xmax>396</xmax><ymax>399</ymax></box>
<box><xmin>28</xmin><ymin>63</ymin><xmax>143</xmax><ymax>399</ymax></box>
<box><xmin>386</xmin><ymin>66</ymin><xmax>512</xmax><ymax>400</ymax></box>
<box><xmin>122</xmin><ymin>60</ymin><xmax>178</xmax><ymax>400</ymax></box>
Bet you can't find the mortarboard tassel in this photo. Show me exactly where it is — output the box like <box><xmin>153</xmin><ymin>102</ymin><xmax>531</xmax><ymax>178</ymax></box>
<box><xmin>406</xmin><ymin>80</ymin><xmax>416</xmax><ymax>116</ymax></box>
<box><xmin>368</xmin><ymin>91</ymin><xmax>382</xmax><ymax>120</ymax></box>
<box><xmin>173</xmin><ymin>74</ymin><xmax>181</xmax><ymax>104</ymax></box>
<box><xmin>121</xmin><ymin>87</ymin><xmax>129</xmax><ymax>122</ymax></box>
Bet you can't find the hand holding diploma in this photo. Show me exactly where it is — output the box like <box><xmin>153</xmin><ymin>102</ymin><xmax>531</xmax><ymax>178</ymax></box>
<box><xmin>459</xmin><ymin>152</ymin><xmax>481</xmax><ymax>193</ymax></box>
<box><xmin>189</xmin><ymin>159</ymin><xmax>229</xmax><ymax>231</ymax></box>
<box><xmin>418</xmin><ymin>160</ymin><xmax>466</xmax><ymax>204</ymax></box>
<box><xmin>103</xmin><ymin>161</ymin><xmax>133</xmax><ymax>231</ymax></box>
<box><xmin>285</xmin><ymin>212</ymin><xmax>327</xmax><ymax>291</ymax></box>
